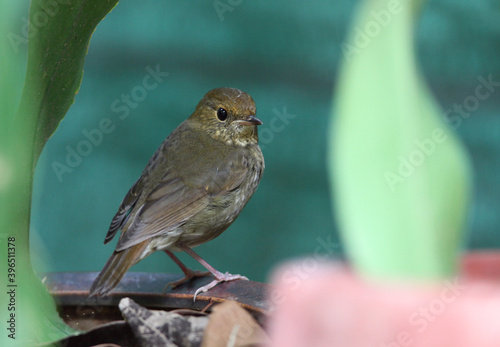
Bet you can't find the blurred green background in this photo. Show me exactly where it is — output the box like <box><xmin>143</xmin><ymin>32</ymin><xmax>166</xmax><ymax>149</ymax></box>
<box><xmin>20</xmin><ymin>0</ymin><xmax>499</xmax><ymax>282</ymax></box>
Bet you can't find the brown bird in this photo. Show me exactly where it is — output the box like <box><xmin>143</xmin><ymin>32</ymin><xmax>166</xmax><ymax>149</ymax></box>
<box><xmin>89</xmin><ymin>88</ymin><xmax>264</xmax><ymax>299</ymax></box>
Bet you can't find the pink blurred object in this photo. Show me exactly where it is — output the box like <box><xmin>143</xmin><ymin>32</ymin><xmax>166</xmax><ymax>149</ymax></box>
<box><xmin>268</xmin><ymin>252</ymin><xmax>500</xmax><ymax>347</ymax></box>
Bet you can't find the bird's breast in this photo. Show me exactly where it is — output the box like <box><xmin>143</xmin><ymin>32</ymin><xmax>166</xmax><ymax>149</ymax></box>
<box><xmin>177</xmin><ymin>146</ymin><xmax>263</xmax><ymax>248</ymax></box>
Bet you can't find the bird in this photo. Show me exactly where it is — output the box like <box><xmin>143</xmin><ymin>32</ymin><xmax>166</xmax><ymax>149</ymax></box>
<box><xmin>89</xmin><ymin>88</ymin><xmax>264</xmax><ymax>299</ymax></box>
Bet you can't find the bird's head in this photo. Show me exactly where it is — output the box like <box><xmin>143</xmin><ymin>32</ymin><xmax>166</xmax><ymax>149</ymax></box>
<box><xmin>190</xmin><ymin>88</ymin><xmax>262</xmax><ymax>147</ymax></box>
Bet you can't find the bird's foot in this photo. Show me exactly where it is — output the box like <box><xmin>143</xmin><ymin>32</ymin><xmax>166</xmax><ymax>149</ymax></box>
<box><xmin>193</xmin><ymin>272</ymin><xmax>248</xmax><ymax>301</ymax></box>
<box><xmin>163</xmin><ymin>269</ymin><xmax>211</xmax><ymax>292</ymax></box>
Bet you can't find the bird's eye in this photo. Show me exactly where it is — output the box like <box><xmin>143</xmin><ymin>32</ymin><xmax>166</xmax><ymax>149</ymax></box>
<box><xmin>216</xmin><ymin>108</ymin><xmax>228</xmax><ymax>122</ymax></box>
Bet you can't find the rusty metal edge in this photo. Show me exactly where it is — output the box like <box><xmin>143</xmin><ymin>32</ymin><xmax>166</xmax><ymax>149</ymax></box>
<box><xmin>43</xmin><ymin>272</ymin><xmax>271</xmax><ymax>317</ymax></box>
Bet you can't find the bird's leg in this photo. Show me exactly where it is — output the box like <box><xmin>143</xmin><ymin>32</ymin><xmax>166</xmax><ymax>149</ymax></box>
<box><xmin>180</xmin><ymin>246</ymin><xmax>249</xmax><ymax>301</ymax></box>
<box><xmin>163</xmin><ymin>250</ymin><xmax>210</xmax><ymax>291</ymax></box>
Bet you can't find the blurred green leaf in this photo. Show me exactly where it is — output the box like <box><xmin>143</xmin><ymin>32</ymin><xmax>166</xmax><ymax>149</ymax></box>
<box><xmin>0</xmin><ymin>1</ymin><xmax>26</xmax><ymax>134</ymax></box>
<box><xmin>1</xmin><ymin>0</ymin><xmax>119</xmax><ymax>345</ymax></box>
<box><xmin>329</xmin><ymin>0</ymin><xmax>471</xmax><ymax>280</ymax></box>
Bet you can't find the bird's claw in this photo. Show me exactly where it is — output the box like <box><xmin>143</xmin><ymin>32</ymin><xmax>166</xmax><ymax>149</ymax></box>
<box><xmin>192</xmin><ymin>273</ymin><xmax>248</xmax><ymax>301</ymax></box>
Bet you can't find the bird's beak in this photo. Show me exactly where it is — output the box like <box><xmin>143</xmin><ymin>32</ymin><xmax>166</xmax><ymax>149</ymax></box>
<box><xmin>234</xmin><ymin>115</ymin><xmax>263</xmax><ymax>126</ymax></box>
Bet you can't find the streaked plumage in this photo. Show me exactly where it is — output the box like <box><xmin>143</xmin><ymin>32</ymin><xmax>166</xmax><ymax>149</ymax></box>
<box><xmin>89</xmin><ymin>88</ymin><xmax>264</xmax><ymax>298</ymax></box>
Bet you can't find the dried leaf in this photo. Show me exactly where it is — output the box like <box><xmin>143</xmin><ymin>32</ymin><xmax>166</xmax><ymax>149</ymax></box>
<box><xmin>119</xmin><ymin>298</ymin><xmax>208</xmax><ymax>347</ymax></box>
<box><xmin>202</xmin><ymin>301</ymin><xmax>270</xmax><ymax>347</ymax></box>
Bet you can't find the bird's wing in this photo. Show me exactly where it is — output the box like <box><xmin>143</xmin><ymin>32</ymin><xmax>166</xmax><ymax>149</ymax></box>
<box><xmin>104</xmin><ymin>175</ymin><xmax>144</xmax><ymax>244</ymax></box>
<box><xmin>103</xmin><ymin>149</ymin><xmax>165</xmax><ymax>244</ymax></box>
<box><xmin>114</xmin><ymin>149</ymin><xmax>252</xmax><ymax>252</ymax></box>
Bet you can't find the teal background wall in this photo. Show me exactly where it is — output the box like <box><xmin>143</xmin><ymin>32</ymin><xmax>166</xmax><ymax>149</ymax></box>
<box><xmin>21</xmin><ymin>0</ymin><xmax>500</xmax><ymax>283</ymax></box>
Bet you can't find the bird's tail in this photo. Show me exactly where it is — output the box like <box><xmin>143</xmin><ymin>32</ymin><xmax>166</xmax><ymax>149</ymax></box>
<box><xmin>89</xmin><ymin>240</ymin><xmax>149</xmax><ymax>297</ymax></box>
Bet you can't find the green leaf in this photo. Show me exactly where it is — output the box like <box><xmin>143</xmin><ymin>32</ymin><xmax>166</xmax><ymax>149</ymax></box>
<box><xmin>0</xmin><ymin>0</ymin><xmax>119</xmax><ymax>345</ymax></box>
<box><xmin>16</xmin><ymin>0</ymin><xmax>120</xmax><ymax>163</ymax></box>
<box><xmin>329</xmin><ymin>0</ymin><xmax>471</xmax><ymax>280</ymax></box>
<box><xmin>0</xmin><ymin>1</ymin><xmax>26</xmax><ymax>136</ymax></box>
